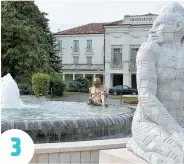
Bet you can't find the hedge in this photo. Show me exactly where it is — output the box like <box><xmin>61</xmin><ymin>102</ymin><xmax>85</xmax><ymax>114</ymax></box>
<box><xmin>32</xmin><ymin>73</ymin><xmax>50</xmax><ymax>96</ymax></box>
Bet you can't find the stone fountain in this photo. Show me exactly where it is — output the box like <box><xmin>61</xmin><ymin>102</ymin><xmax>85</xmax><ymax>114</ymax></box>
<box><xmin>1</xmin><ymin>74</ymin><xmax>135</xmax><ymax>143</ymax></box>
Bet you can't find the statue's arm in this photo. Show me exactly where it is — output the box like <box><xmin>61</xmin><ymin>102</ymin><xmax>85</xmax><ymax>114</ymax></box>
<box><xmin>137</xmin><ymin>41</ymin><xmax>183</xmax><ymax>135</ymax></box>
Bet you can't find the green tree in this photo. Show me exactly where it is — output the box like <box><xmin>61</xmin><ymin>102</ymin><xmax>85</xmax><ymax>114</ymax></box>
<box><xmin>1</xmin><ymin>1</ymin><xmax>62</xmax><ymax>94</ymax></box>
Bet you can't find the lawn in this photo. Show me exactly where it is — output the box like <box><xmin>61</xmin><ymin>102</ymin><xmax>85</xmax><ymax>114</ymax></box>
<box><xmin>109</xmin><ymin>95</ymin><xmax>123</xmax><ymax>99</ymax></box>
<box><xmin>63</xmin><ymin>91</ymin><xmax>79</xmax><ymax>97</ymax></box>
<box><xmin>50</xmin><ymin>91</ymin><xmax>88</xmax><ymax>101</ymax></box>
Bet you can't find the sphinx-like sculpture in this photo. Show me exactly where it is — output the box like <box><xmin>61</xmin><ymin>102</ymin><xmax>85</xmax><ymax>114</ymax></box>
<box><xmin>88</xmin><ymin>77</ymin><xmax>107</xmax><ymax>106</ymax></box>
<box><xmin>126</xmin><ymin>2</ymin><xmax>184</xmax><ymax>164</ymax></box>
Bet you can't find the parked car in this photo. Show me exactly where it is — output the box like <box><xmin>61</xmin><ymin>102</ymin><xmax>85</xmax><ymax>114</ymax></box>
<box><xmin>108</xmin><ymin>85</ymin><xmax>138</xmax><ymax>95</ymax></box>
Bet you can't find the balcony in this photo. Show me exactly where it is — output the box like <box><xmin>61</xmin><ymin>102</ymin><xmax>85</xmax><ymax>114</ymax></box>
<box><xmin>129</xmin><ymin>61</ymin><xmax>136</xmax><ymax>72</ymax></box>
<box><xmin>110</xmin><ymin>62</ymin><xmax>123</xmax><ymax>69</ymax></box>
<box><xmin>62</xmin><ymin>64</ymin><xmax>104</xmax><ymax>71</ymax></box>
<box><xmin>85</xmin><ymin>48</ymin><xmax>93</xmax><ymax>55</ymax></box>
<box><xmin>72</xmin><ymin>48</ymin><xmax>80</xmax><ymax>55</ymax></box>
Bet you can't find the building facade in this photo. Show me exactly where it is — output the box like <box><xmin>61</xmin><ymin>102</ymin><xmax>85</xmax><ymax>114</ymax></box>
<box><xmin>55</xmin><ymin>23</ymin><xmax>108</xmax><ymax>85</ymax></box>
<box><xmin>55</xmin><ymin>14</ymin><xmax>157</xmax><ymax>89</ymax></box>
<box><xmin>104</xmin><ymin>14</ymin><xmax>157</xmax><ymax>89</ymax></box>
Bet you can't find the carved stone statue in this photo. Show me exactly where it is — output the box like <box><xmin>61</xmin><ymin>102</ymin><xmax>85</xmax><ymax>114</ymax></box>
<box><xmin>88</xmin><ymin>77</ymin><xmax>107</xmax><ymax>106</ymax></box>
<box><xmin>126</xmin><ymin>2</ymin><xmax>184</xmax><ymax>164</ymax></box>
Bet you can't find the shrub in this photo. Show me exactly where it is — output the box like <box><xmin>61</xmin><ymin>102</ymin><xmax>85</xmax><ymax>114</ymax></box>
<box><xmin>18</xmin><ymin>82</ymin><xmax>33</xmax><ymax>95</ymax></box>
<box><xmin>66</xmin><ymin>81</ymin><xmax>79</xmax><ymax>92</ymax></box>
<box><xmin>15</xmin><ymin>75</ymin><xmax>33</xmax><ymax>95</ymax></box>
<box><xmin>50</xmin><ymin>73</ymin><xmax>66</xmax><ymax>96</ymax></box>
<box><xmin>32</xmin><ymin>73</ymin><xmax>50</xmax><ymax>96</ymax></box>
<box><xmin>78</xmin><ymin>87</ymin><xmax>88</xmax><ymax>92</ymax></box>
<box><xmin>75</xmin><ymin>77</ymin><xmax>90</xmax><ymax>90</ymax></box>
<box><xmin>66</xmin><ymin>77</ymin><xmax>90</xmax><ymax>92</ymax></box>
<box><xmin>67</xmin><ymin>80</ymin><xmax>79</xmax><ymax>89</ymax></box>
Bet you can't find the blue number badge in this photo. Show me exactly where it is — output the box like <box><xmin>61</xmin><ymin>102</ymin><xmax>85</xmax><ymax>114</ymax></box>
<box><xmin>11</xmin><ymin>137</ymin><xmax>21</xmax><ymax>156</ymax></box>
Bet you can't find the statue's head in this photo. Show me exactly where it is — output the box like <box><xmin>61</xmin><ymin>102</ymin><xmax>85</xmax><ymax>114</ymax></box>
<box><xmin>149</xmin><ymin>2</ymin><xmax>184</xmax><ymax>45</ymax></box>
<box><xmin>93</xmin><ymin>78</ymin><xmax>101</xmax><ymax>88</ymax></box>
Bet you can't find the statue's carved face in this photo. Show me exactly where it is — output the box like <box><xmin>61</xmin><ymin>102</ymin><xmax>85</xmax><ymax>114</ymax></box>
<box><xmin>93</xmin><ymin>78</ymin><xmax>101</xmax><ymax>87</ymax></box>
<box><xmin>149</xmin><ymin>13</ymin><xmax>184</xmax><ymax>44</ymax></box>
<box><xmin>149</xmin><ymin>14</ymin><xmax>176</xmax><ymax>44</ymax></box>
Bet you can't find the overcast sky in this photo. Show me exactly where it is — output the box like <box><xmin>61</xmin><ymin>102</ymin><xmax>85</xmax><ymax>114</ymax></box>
<box><xmin>35</xmin><ymin>1</ymin><xmax>184</xmax><ymax>33</ymax></box>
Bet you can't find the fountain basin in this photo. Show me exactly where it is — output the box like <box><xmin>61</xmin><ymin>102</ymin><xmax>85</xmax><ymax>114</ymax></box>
<box><xmin>1</xmin><ymin>101</ymin><xmax>134</xmax><ymax>143</ymax></box>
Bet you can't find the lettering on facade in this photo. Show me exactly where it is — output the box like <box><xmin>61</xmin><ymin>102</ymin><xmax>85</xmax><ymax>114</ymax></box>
<box><xmin>130</xmin><ymin>17</ymin><xmax>153</xmax><ymax>21</ymax></box>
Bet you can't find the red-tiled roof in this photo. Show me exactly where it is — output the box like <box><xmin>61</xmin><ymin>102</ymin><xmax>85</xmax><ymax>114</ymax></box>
<box><xmin>55</xmin><ymin>20</ymin><xmax>122</xmax><ymax>35</ymax></box>
<box><xmin>55</xmin><ymin>13</ymin><xmax>157</xmax><ymax>35</ymax></box>
<box><xmin>124</xmin><ymin>13</ymin><xmax>158</xmax><ymax>17</ymax></box>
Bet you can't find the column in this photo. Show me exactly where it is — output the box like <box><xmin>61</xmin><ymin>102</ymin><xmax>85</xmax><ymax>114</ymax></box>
<box><xmin>62</xmin><ymin>74</ymin><xmax>65</xmax><ymax>82</ymax></box>
<box><xmin>72</xmin><ymin>73</ymin><xmax>75</xmax><ymax>80</ymax></box>
<box><xmin>123</xmin><ymin>43</ymin><xmax>131</xmax><ymax>72</ymax></box>
<box><xmin>123</xmin><ymin>74</ymin><xmax>129</xmax><ymax>86</ymax></box>
<box><xmin>83</xmin><ymin>73</ymin><xmax>85</xmax><ymax>77</ymax></box>
<box><xmin>105</xmin><ymin>73</ymin><xmax>111</xmax><ymax>90</ymax></box>
<box><xmin>93</xmin><ymin>74</ymin><xmax>96</xmax><ymax>80</ymax></box>
<box><xmin>110</xmin><ymin>74</ymin><xmax>113</xmax><ymax>87</ymax></box>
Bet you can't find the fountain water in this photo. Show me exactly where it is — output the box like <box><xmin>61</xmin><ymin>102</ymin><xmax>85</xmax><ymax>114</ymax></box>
<box><xmin>1</xmin><ymin>73</ymin><xmax>25</xmax><ymax>108</ymax></box>
<box><xmin>1</xmin><ymin>74</ymin><xmax>135</xmax><ymax>143</ymax></box>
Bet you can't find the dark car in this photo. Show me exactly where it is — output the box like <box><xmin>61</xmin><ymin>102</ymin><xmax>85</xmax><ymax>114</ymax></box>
<box><xmin>108</xmin><ymin>85</ymin><xmax>138</xmax><ymax>95</ymax></box>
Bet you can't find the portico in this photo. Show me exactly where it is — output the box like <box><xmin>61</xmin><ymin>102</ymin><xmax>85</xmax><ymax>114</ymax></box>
<box><xmin>62</xmin><ymin>72</ymin><xmax>104</xmax><ymax>86</ymax></box>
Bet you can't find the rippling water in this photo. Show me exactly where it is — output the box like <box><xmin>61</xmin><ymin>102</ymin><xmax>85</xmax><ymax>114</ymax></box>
<box><xmin>1</xmin><ymin>101</ymin><xmax>132</xmax><ymax>121</ymax></box>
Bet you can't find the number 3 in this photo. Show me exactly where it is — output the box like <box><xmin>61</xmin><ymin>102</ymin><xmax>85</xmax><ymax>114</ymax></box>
<box><xmin>11</xmin><ymin>137</ymin><xmax>21</xmax><ymax>156</ymax></box>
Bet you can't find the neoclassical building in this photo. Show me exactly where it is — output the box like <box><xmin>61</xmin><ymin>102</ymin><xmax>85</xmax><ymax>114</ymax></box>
<box><xmin>54</xmin><ymin>13</ymin><xmax>157</xmax><ymax>89</ymax></box>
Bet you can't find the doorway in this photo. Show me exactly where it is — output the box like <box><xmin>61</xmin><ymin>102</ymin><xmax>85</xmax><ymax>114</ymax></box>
<box><xmin>113</xmin><ymin>74</ymin><xmax>123</xmax><ymax>86</ymax></box>
<box><xmin>131</xmin><ymin>74</ymin><xmax>137</xmax><ymax>89</ymax></box>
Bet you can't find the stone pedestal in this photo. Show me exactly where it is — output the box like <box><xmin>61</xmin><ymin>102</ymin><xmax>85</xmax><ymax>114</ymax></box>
<box><xmin>99</xmin><ymin>148</ymin><xmax>147</xmax><ymax>164</ymax></box>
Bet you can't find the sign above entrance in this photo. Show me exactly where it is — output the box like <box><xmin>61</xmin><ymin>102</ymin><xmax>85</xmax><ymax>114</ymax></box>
<box><xmin>122</xmin><ymin>14</ymin><xmax>158</xmax><ymax>25</ymax></box>
<box><xmin>130</xmin><ymin>17</ymin><xmax>153</xmax><ymax>21</ymax></box>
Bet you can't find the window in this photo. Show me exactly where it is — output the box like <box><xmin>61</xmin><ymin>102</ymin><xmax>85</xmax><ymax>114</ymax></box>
<box><xmin>87</xmin><ymin>40</ymin><xmax>92</xmax><ymax>51</ymax></box>
<box><xmin>86</xmin><ymin>56</ymin><xmax>92</xmax><ymax>64</ymax></box>
<box><xmin>111</xmin><ymin>47</ymin><xmax>122</xmax><ymax>66</ymax></box>
<box><xmin>73</xmin><ymin>56</ymin><xmax>79</xmax><ymax>64</ymax></box>
<box><xmin>130</xmin><ymin>48</ymin><xmax>139</xmax><ymax>68</ymax></box>
<box><xmin>57</xmin><ymin>40</ymin><xmax>62</xmax><ymax>52</ymax></box>
<box><xmin>73</xmin><ymin>40</ymin><xmax>79</xmax><ymax>52</ymax></box>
